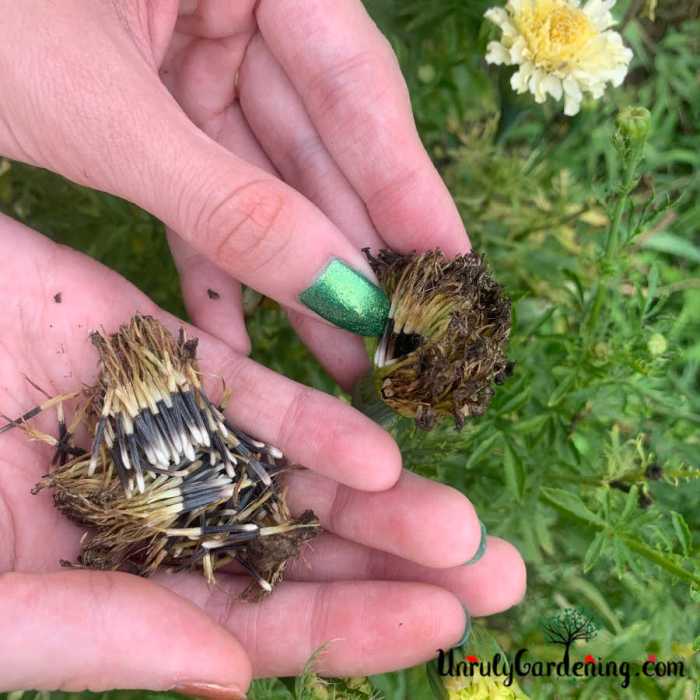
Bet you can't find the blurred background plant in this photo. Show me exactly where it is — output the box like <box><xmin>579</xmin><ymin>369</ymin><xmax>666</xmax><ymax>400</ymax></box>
<box><xmin>1</xmin><ymin>0</ymin><xmax>698</xmax><ymax>697</ymax></box>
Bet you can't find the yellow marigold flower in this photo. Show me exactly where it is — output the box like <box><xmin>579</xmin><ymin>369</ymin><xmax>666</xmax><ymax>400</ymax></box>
<box><xmin>444</xmin><ymin>670</ymin><xmax>531</xmax><ymax>699</ymax></box>
<box><xmin>484</xmin><ymin>0</ymin><xmax>633</xmax><ymax>115</ymax></box>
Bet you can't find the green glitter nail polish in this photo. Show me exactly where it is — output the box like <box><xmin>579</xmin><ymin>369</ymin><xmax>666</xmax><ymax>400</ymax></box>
<box><xmin>457</xmin><ymin>607</ymin><xmax>472</xmax><ymax>647</ymax></box>
<box><xmin>299</xmin><ymin>259</ymin><xmax>390</xmax><ymax>336</ymax></box>
<box><xmin>465</xmin><ymin>521</ymin><xmax>488</xmax><ymax>565</ymax></box>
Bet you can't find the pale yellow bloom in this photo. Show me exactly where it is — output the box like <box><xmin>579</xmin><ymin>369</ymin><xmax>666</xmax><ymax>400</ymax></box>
<box><xmin>484</xmin><ymin>0</ymin><xmax>633</xmax><ymax>115</ymax></box>
<box><xmin>444</xmin><ymin>670</ymin><xmax>531</xmax><ymax>699</ymax></box>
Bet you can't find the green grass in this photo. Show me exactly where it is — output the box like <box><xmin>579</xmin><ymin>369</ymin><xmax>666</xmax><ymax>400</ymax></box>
<box><xmin>1</xmin><ymin>1</ymin><xmax>698</xmax><ymax>698</ymax></box>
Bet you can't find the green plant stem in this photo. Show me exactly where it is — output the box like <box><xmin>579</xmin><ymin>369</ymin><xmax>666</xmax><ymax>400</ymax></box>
<box><xmin>585</xmin><ymin>158</ymin><xmax>641</xmax><ymax>338</ymax></box>
<box><xmin>351</xmin><ymin>372</ymin><xmax>398</xmax><ymax>430</ymax></box>
<box><xmin>551</xmin><ymin>472</ymin><xmax>649</xmax><ymax>489</ymax></box>
<box><xmin>605</xmin><ymin>160</ymin><xmax>640</xmax><ymax>259</ymax></box>
<box><xmin>619</xmin><ymin>534</ymin><xmax>700</xmax><ymax>586</ymax></box>
<box><xmin>550</xmin><ymin>474</ymin><xmax>607</xmax><ymax>488</ymax></box>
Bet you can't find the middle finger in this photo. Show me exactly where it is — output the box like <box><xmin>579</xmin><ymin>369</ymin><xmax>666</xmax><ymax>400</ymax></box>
<box><xmin>284</xmin><ymin>469</ymin><xmax>484</xmax><ymax>569</ymax></box>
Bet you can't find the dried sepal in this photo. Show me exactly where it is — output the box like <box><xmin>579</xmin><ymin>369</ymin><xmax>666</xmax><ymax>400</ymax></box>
<box><xmin>364</xmin><ymin>249</ymin><xmax>512</xmax><ymax>430</ymax></box>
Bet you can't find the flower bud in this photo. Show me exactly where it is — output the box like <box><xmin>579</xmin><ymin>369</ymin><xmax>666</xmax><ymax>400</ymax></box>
<box><xmin>614</xmin><ymin>106</ymin><xmax>652</xmax><ymax>155</ymax></box>
<box><xmin>647</xmin><ymin>332</ymin><xmax>668</xmax><ymax>357</ymax></box>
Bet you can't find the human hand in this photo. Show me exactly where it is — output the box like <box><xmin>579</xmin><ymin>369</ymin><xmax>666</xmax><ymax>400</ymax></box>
<box><xmin>0</xmin><ymin>216</ymin><xmax>524</xmax><ymax>693</ymax></box>
<box><xmin>0</xmin><ymin>0</ymin><xmax>469</xmax><ymax>387</ymax></box>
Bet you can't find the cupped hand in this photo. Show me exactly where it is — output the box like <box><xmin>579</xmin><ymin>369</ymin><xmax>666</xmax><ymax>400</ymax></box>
<box><xmin>0</xmin><ymin>216</ymin><xmax>524</xmax><ymax>694</ymax></box>
<box><xmin>0</xmin><ymin>0</ymin><xmax>469</xmax><ymax>387</ymax></box>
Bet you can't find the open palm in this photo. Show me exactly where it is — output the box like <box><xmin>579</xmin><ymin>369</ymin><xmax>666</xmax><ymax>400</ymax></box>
<box><xmin>0</xmin><ymin>215</ymin><xmax>525</xmax><ymax>694</ymax></box>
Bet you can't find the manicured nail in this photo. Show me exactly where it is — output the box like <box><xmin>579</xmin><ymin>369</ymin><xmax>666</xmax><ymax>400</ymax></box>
<box><xmin>173</xmin><ymin>682</ymin><xmax>247</xmax><ymax>700</ymax></box>
<box><xmin>457</xmin><ymin>606</ymin><xmax>472</xmax><ymax>647</ymax></box>
<box><xmin>465</xmin><ymin>520</ymin><xmax>488</xmax><ymax>565</ymax></box>
<box><xmin>299</xmin><ymin>258</ymin><xmax>390</xmax><ymax>336</ymax></box>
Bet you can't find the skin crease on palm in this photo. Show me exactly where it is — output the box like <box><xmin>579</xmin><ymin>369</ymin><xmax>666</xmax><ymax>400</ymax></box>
<box><xmin>0</xmin><ymin>0</ymin><xmax>526</xmax><ymax>695</ymax></box>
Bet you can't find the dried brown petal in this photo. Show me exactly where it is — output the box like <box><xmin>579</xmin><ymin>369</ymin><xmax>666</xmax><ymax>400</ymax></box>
<box><xmin>364</xmin><ymin>249</ymin><xmax>512</xmax><ymax>430</ymax></box>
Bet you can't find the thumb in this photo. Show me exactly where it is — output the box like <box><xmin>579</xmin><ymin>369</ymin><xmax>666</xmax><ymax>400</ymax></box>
<box><xmin>114</xmin><ymin>89</ymin><xmax>389</xmax><ymax>337</ymax></box>
<box><xmin>0</xmin><ymin>0</ymin><xmax>388</xmax><ymax>337</ymax></box>
<box><xmin>0</xmin><ymin>571</ymin><xmax>250</xmax><ymax>698</ymax></box>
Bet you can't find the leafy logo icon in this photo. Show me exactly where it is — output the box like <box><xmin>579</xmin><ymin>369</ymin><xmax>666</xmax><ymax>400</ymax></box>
<box><xmin>542</xmin><ymin>608</ymin><xmax>599</xmax><ymax>666</ymax></box>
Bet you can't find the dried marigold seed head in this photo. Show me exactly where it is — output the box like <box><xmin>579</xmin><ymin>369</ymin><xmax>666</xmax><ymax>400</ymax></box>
<box><xmin>364</xmin><ymin>249</ymin><xmax>512</xmax><ymax>430</ymax></box>
<box><xmin>9</xmin><ymin>315</ymin><xmax>320</xmax><ymax>596</ymax></box>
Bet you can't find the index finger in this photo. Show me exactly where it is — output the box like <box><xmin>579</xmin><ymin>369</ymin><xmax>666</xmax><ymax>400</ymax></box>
<box><xmin>196</xmin><ymin>340</ymin><xmax>402</xmax><ymax>492</ymax></box>
<box><xmin>257</xmin><ymin>0</ymin><xmax>470</xmax><ymax>256</ymax></box>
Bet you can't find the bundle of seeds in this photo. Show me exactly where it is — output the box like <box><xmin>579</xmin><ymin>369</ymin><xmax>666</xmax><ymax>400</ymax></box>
<box><xmin>354</xmin><ymin>249</ymin><xmax>512</xmax><ymax>430</ymax></box>
<box><xmin>1</xmin><ymin>315</ymin><xmax>319</xmax><ymax>598</ymax></box>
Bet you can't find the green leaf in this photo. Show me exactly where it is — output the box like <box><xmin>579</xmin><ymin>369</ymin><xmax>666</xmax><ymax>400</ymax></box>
<box><xmin>504</xmin><ymin>441</ymin><xmax>526</xmax><ymax>501</ymax></box>
<box><xmin>566</xmin><ymin>576</ymin><xmax>623</xmax><ymax>634</ymax></box>
<box><xmin>425</xmin><ymin>661</ymin><xmax>448</xmax><ymax>700</ymax></box>
<box><xmin>613</xmin><ymin>538</ymin><xmax>628</xmax><ymax>578</ymax></box>
<box><xmin>583</xmin><ymin>532</ymin><xmax>607</xmax><ymax>573</ymax></box>
<box><xmin>275</xmin><ymin>678</ymin><xmax>295</xmax><ymax>698</ymax></box>
<box><xmin>547</xmin><ymin>372</ymin><xmax>577</xmax><ymax>408</ymax></box>
<box><xmin>562</xmin><ymin>268</ymin><xmax>585</xmax><ymax>306</ymax></box>
<box><xmin>620</xmin><ymin>539</ymin><xmax>646</xmax><ymax>578</ymax></box>
<box><xmin>524</xmin><ymin>304</ymin><xmax>556</xmax><ymax>336</ymax></box>
<box><xmin>540</xmin><ymin>487</ymin><xmax>605</xmax><ymax>526</ymax></box>
<box><xmin>534</xmin><ymin>509</ymin><xmax>555</xmax><ymax>556</ymax></box>
<box><xmin>516</xmin><ymin>413</ymin><xmax>548</xmax><ymax>434</ymax></box>
<box><xmin>619</xmin><ymin>485</ymin><xmax>639</xmax><ymax>523</ymax></box>
<box><xmin>642</xmin><ymin>232</ymin><xmax>700</xmax><ymax>264</ymax></box>
<box><xmin>494</xmin><ymin>384</ymin><xmax>531</xmax><ymax>416</ymax></box>
<box><xmin>465</xmin><ymin>432</ymin><xmax>500</xmax><ymax>470</ymax></box>
<box><xmin>670</xmin><ymin>511</ymin><xmax>692</xmax><ymax>556</ymax></box>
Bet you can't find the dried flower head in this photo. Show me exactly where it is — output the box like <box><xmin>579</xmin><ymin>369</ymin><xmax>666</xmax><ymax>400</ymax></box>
<box><xmin>362</xmin><ymin>250</ymin><xmax>512</xmax><ymax>431</ymax></box>
<box><xmin>484</xmin><ymin>0</ymin><xmax>633</xmax><ymax>116</ymax></box>
<box><xmin>2</xmin><ymin>315</ymin><xmax>319</xmax><ymax>598</ymax></box>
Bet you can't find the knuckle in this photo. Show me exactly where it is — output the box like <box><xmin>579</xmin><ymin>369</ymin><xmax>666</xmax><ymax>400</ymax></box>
<box><xmin>285</xmin><ymin>134</ymin><xmax>329</xmax><ymax>183</ymax></box>
<box><xmin>365</xmin><ymin>547</ymin><xmax>389</xmax><ymax>580</ymax></box>
<box><xmin>366</xmin><ymin>165</ymin><xmax>421</xmax><ymax>213</ymax></box>
<box><xmin>278</xmin><ymin>390</ymin><xmax>344</xmax><ymax>468</ymax></box>
<box><xmin>213</xmin><ymin>352</ymin><xmax>249</xmax><ymax>400</ymax></box>
<box><xmin>307</xmin><ymin>50</ymin><xmax>384</xmax><ymax>119</ymax></box>
<box><xmin>277</xmin><ymin>385</ymin><xmax>314</xmax><ymax>450</ymax></box>
<box><xmin>203</xmin><ymin>576</ymin><xmax>239</xmax><ymax>630</ymax></box>
<box><xmin>308</xmin><ymin>583</ymin><xmax>334</xmax><ymax>653</ymax></box>
<box><xmin>198</xmin><ymin>180</ymin><xmax>291</xmax><ymax>275</ymax></box>
<box><xmin>326</xmin><ymin>483</ymin><xmax>354</xmax><ymax>536</ymax></box>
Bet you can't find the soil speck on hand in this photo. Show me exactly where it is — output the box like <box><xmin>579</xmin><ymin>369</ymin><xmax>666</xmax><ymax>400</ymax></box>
<box><xmin>207</xmin><ymin>288</ymin><xmax>221</xmax><ymax>300</ymax></box>
<box><xmin>53</xmin><ymin>292</ymin><xmax>62</xmax><ymax>303</ymax></box>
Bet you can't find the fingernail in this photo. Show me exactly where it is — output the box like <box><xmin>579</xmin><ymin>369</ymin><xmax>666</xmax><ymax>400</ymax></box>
<box><xmin>465</xmin><ymin>520</ymin><xmax>488</xmax><ymax>565</ymax></box>
<box><xmin>299</xmin><ymin>258</ymin><xmax>390</xmax><ymax>336</ymax></box>
<box><xmin>457</xmin><ymin>607</ymin><xmax>472</xmax><ymax>648</ymax></box>
<box><xmin>173</xmin><ymin>682</ymin><xmax>247</xmax><ymax>700</ymax></box>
